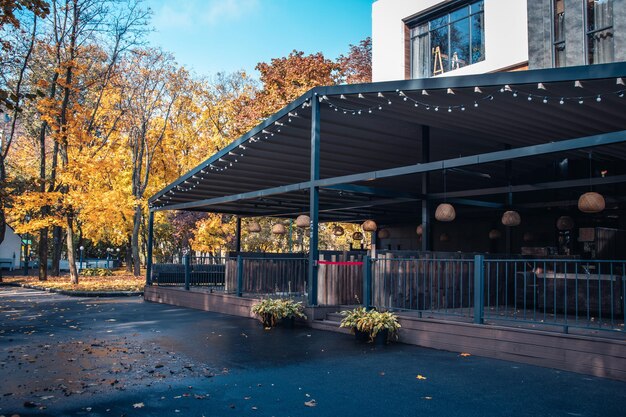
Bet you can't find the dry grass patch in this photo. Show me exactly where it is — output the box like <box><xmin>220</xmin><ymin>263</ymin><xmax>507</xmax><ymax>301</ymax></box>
<box><xmin>1</xmin><ymin>270</ymin><xmax>144</xmax><ymax>292</ymax></box>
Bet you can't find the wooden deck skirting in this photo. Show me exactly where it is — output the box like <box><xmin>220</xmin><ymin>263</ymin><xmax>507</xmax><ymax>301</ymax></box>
<box><xmin>144</xmin><ymin>286</ymin><xmax>626</xmax><ymax>381</ymax></box>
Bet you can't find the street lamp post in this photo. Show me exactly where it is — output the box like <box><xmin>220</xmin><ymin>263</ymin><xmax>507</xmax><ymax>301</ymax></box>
<box><xmin>116</xmin><ymin>248</ymin><xmax>120</xmax><ymax>267</ymax></box>
<box><xmin>23</xmin><ymin>215</ymin><xmax>31</xmax><ymax>276</ymax></box>
<box><xmin>79</xmin><ymin>246</ymin><xmax>84</xmax><ymax>270</ymax></box>
<box><xmin>106</xmin><ymin>248</ymin><xmax>112</xmax><ymax>269</ymax></box>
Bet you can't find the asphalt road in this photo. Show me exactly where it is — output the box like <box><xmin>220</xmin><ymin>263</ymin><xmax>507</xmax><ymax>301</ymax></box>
<box><xmin>0</xmin><ymin>286</ymin><xmax>624</xmax><ymax>417</ymax></box>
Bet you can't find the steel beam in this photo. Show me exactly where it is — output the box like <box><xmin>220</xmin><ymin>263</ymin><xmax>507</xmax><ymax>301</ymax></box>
<box><xmin>308</xmin><ymin>96</ymin><xmax>321</xmax><ymax>306</ymax></box>
<box><xmin>421</xmin><ymin>126</ymin><xmax>430</xmax><ymax>252</ymax></box>
<box><xmin>146</xmin><ymin>211</ymin><xmax>154</xmax><ymax>286</ymax></box>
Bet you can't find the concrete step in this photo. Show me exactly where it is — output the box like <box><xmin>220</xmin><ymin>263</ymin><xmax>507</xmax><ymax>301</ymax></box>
<box><xmin>310</xmin><ymin>319</ymin><xmax>351</xmax><ymax>334</ymax></box>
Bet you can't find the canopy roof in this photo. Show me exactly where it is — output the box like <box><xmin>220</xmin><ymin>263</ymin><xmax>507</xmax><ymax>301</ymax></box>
<box><xmin>149</xmin><ymin>63</ymin><xmax>626</xmax><ymax>224</ymax></box>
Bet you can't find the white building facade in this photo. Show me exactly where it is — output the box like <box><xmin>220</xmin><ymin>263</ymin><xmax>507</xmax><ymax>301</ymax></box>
<box><xmin>372</xmin><ymin>0</ymin><xmax>529</xmax><ymax>82</ymax></box>
<box><xmin>0</xmin><ymin>225</ymin><xmax>22</xmax><ymax>270</ymax></box>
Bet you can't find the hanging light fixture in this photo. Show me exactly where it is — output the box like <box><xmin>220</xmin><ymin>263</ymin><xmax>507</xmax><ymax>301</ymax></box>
<box><xmin>488</xmin><ymin>229</ymin><xmax>502</xmax><ymax>240</ymax></box>
<box><xmin>333</xmin><ymin>224</ymin><xmax>345</xmax><ymax>236</ymax></box>
<box><xmin>352</xmin><ymin>231</ymin><xmax>364</xmax><ymax>241</ymax></box>
<box><xmin>416</xmin><ymin>224</ymin><xmax>423</xmax><ymax>236</ymax></box>
<box><xmin>295</xmin><ymin>215</ymin><xmax>310</xmax><ymax>228</ymax></box>
<box><xmin>361</xmin><ymin>219</ymin><xmax>377</xmax><ymax>232</ymax></box>
<box><xmin>272</xmin><ymin>223</ymin><xmax>286</xmax><ymax>235</ymax></box>
<box><xmin>435</xmin><ymin>203</ymin><xmax>456</xmax><ymax>222</ymax></box>
<box><xmin>502</xmin><ymin>210</ymin><xmax>521</xmax><ymax>227</ymax></box>
<box><xmin>556</xmin><ymin>216</ymin><xmax>574</xmax><ymax>231</ymax></box>
<box><xmin>578</xmin><ymin>152</ymin><xmax>605</xmax><ymax>213</ymax></box>
<box><xmin>435</xmin><ymin>169</ymin><xmax>455</xmax><ymax>222</ymax></box>
<box><xmin>248</xmin><ymin>221</ymin><xmax>261</xmax><ymax>233</ymax></box>
<box><xmin>523</xmin><ymin>232</ymin><xmax>535</xmax><ymax>243</ymax></box>
<box><xmin>439</xmin><ymin>232</ymin><xmax>450</xmax><ymax>242</ymax></box>
<box><xmin>378</xmin><ymin>229</ymin><xmax>390</xmax><ymax>239</ymax></box>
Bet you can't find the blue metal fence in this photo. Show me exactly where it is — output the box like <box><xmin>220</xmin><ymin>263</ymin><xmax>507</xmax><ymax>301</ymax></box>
<box><xmin>231</xmin><ymin>256</ymin><xmax>308</xmax><ymax>297</ymax></box>
<box><xmin>152</xmin><ymin>256</ymin><xmax>226</xmax><ymax>290</ymax></box>
<box><xmin>369</xmin><ymin>254</ymin><xmax>625</xmax><ymax>334</ymax></box>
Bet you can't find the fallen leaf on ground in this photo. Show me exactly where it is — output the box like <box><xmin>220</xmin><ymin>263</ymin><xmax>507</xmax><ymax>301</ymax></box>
<box><xmin>133</xmin><ymin>402</ymin><xmax>144</xmax><ymax>408</ymax></box>
<box><xmin>304</xmin><ymin>399</ymin><xmax>317</xmax><ymax>407</ymax></box>
<box><xmin>416</xmin><ymin>375</ymin><xmax>427</xmax><ymax>380</ymax></box>
<box><xmin>459</xmin><ymin>353</ymin><xmax>471</xmax><ymax>357</ymax></box>
<box><xmin>423</xmin><ymin>396</ymin><xmax>433</xmax><ymax>400</ymax></box>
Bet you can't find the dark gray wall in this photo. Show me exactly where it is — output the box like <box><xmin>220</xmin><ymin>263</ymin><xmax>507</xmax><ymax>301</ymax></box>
<box><xmin>528</xmin><ymin>0</ymin><xmax>626</xmax><ymax>69</ymax></box>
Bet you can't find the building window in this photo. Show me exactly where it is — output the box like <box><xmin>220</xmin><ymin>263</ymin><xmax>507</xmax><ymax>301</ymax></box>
<box><xmin>586</xmin><ymin>0</ymin><xmax>614</xmax><ymax>64</ymax></box>
<box><xmin>553</xmin><ymin>0</ymin><xmax>565</xmax><ymax>67</ymax></box>
<box><xmin>410</xmin><ymin>0</ymin><xmax>485</xmax><ymax>78</ymax></box>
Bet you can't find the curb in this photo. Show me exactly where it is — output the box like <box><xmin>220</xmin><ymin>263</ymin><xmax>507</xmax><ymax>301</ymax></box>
<box><xmin>0</xmin><ymin>282</ymin><xmax>143</xmax><ymax>297</ymax></box>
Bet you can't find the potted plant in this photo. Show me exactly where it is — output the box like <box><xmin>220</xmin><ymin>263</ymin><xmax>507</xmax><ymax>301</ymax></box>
<box><xmin>340</xmin><ymin>307</ymin><xmax>401</xmax><ymax>344</ymax></box>
<box><xmin>251</xmin><ymin>298</ymin><xmax>306</xmax><ymax>328</ymax></box>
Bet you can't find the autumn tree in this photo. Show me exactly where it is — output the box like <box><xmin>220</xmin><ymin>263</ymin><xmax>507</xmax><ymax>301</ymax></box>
<box><xmin>337</xmin><ymin>37</ymin><xmax>372</xmax><ymax>84</ymax></box>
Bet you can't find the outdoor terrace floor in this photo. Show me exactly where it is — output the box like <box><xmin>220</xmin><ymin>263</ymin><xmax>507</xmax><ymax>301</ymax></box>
<box><xmin>1</xmin><ymin>287</ymin><xmax>625</xmax><ymax>416</ymax></box>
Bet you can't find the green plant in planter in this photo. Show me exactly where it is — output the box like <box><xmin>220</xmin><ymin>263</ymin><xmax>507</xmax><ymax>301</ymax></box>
<box><xmin>340</xmin><ymin>307</ymin><xmax>401</xmax><ymax>342</ymax></box>
<box><xmin>251</xmin><ymin>298</ymin><xmax>306</xmax><ymax>328</ymax></box>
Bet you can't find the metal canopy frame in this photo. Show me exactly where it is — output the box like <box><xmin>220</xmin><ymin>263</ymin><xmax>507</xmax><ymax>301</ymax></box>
<box><xmin>146</xmin><ymin>63</ymin><xmax>626</xmax><ymax>304</ymax></box>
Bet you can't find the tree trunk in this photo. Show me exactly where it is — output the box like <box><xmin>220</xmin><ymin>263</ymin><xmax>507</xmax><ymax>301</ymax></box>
<box><xmin>125</xmin><ymin>236</ymin><xmax>132</xmax><ymax>273</ymax></box>
<box><xmin>50</xmin><ymin>225</ymin><xmax>63</xmax><ymax>276</ymax></box>
<box><xmin>38</xmin><ymin>228</ymin><xmax>48</xmax><ymax>281</ymax></box>
<box><xmin>66</xmin><ymin>215</ymin><xmax>79</xmax><ymax>284</ymax></box>
<box><xmin>131</xmin><ymin>205</ymin><xmax>142</xmax><ymax>276</ymax></box>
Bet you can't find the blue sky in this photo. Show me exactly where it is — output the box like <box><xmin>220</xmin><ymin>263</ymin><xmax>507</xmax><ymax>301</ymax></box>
<box><xmin>146</xmin><ymin>0</ymin><xmax>374</xmax><ymax>78</ymax></box>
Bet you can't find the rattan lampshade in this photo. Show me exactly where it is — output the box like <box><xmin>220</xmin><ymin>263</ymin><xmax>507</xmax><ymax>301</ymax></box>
<box><xmin>439</xmin><ymin>232</ymin><xmax>450</xmax><ymax>242</ymax></box>
<box><xmin>578</xmin><ymin>192</ymin><xmax>605</xmax><ymax>213</ymax></box>
<box><xmin>523</xmin><ymin>232</ymin><xmax>534</xmax><ymax>243</ymax></box>
<box><xmin>416</xmin><ymin>224</ymin><xmax>423</xmax><ymax>236</ymax></box>
<box><xmin>333</xmin><ymin>225</ymin><xmax>345</xmax><ymax>236</ymax></box>
<box><xmin>352</xmin><ymin>231</ymin><xmax>364</xmax><ymax>241</ymax></box>
<box><xmin>247</xmin><ymin>221</ymin><xmax>261</xmax><ymax>233</ymax></box>
<box><xmin>362</xmin><ymin>219</ymin><xmax>377</xmax><ymax>232</ymax></box>
<box><xmin>295</xmin><ymin>215</ymin><xmax>310</xmax><ymax>228</ymax></box>
<box><xmin>378</xmin><ymin>229</ymin><xmax>390</xmax><ymax>239</ymax></box>
<box><xmin>501</xmin><ymin>210</ymin><xmax>521</xmax><ymax>227</ymax></box>
<box><xmin>488</xmin><ymin>229</ymin><xmax>502</xmax><ymax>240</ymax></box>
<box><xmin>435</xmin><ymin>203</ymin><xmax>456</xmax><ymax>222</ymax></box>
<box><xmin>271</xmin><ymin>224</ymin><xmax>286</xmax><ymax>235</ymax></box>
<box><xmin>556</xmin><ymin>216</ymin><xmax>574</xmax><ymax>231</ymax></box>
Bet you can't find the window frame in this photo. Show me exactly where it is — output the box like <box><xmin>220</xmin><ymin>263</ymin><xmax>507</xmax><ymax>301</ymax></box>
<box><xmin>407</xmin><ymin>0</ymin><xmax>485</xmax><ymax>79</ymax></box>
<box><xmin>583</xmin><ymin>0</ymin><xmax>614</xmax><ymax>65</ymax></box>
<box><xmin>552</xmin><ymin>0</ymin><xmax>566</xmax><ymax>68</ymax></box>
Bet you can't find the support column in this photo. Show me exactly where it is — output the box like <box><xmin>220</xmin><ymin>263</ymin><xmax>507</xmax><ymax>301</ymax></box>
<box><xmin>146</xmin><ymin>210</ymin><xmax>154</xmax><ymax>286</ymax></box>
<box><xmin>421</xmin><ymin>126</ymin><xmax>431</xmax><ymax>252</ymax></box>
<box><xmin>505</xmin><ymin>145</ymin><xmax>512</xmax><ymax>255</ymax></box>
<box><xmin>308</xmin><ymin>95</ymin><xmax>320</xmax><ymax>306</ymax></box>
<box><xmin>235</xmin><ymin>216</ymin><xmax>242</xmax><ymax>253</ymax></box>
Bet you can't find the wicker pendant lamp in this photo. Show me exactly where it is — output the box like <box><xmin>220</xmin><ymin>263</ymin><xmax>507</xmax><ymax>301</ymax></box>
<box><xmin>502</xmin><ymin>210</ymin><xmax>521</xmax><ymax>227</ymax></box>
<box><xmin>352</xmin><ymin>231</ymin><xmax>364</xmax><ymax>241</ymax></box>
<box><xmin>378</xmin><ymin>229</ymin><xmax>390</xmax><ymax>239</ymax></box>
<box><xmin>578</xmin><ymin>192</ymin><xmax>605</xmax><ymax>213</ymax></box>
<box><xmin>248</xmin><ymin>221</ymin><xmax>261</xmax><ymax>233</ymax></box>
<box><xmin>488</xmin><ymin>229</ymin><xmax>502</xmax><ymax>240</ymax></box>
<box><xmin>435</xmin><ymin>203</ymin><xmax>456</xmax><ymax>222</ymax></box>
<box><xmin>362</xmin><ymin>219</ymin><xmax>377</xmax><ymax>232</ymax></box>
<box><xmin>435</xmin><ymin>170</ymin><xmax>455</xmax><ymax>222</ymax></box>
<box><xmin>295</xmin><ymin>215</ymin><xmax>310</xmax><ymax>228</ymax></box>
<box><xmin>578</xmin><ymin>153</ymin><xmax>605</xmax><ymax>213</ymax></box>
<box><xmin>439</xmin><ymin>232</ymin><xmax>450</xmax><ymax>242</ymax></box>
<box><xmin>272</xmin><ymin>223</ymin><xmax>286</xmax><ymax>235</ymax></box>
<box><xmin>556</xmin><ymin>216</ymin><xmax>574</xmax><ymax>231</ymax></box>
<box><xmin>416</xmin><ymin>224</ymin><xmax>423</xmax><ymax>236</ymax></box>
<box><xmin>333</xmin><ymin>225</ymin><xmax>345</xmax><ymax>236</ymax></box>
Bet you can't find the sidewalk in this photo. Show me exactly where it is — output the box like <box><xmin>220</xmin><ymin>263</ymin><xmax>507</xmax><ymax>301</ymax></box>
<box><xmin>1</xmin><ymin>287</ymin><xmax>624</xmax><ymax>417</ymax></box>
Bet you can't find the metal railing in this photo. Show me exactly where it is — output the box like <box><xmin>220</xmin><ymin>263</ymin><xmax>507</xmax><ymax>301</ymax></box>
<box><xmin>482</xmin><ymin>258</ymin><xmax>626</xmax><ymax>332</ymax></box>
<box><xmin>370</xmin><ymin>256</ymin><xmax>475</xmax><ymax>318</ymax></box>
<box><xmin>231</xmin><ymin>256</ymin><xmax>308</xmax><ymax>297</ymax></box>
<box><xmin>152</xmin><ymin>256</ymin><xmax>226</xmax><ymax>290</ymax></box>
<box><xmin>367</xmin><ymin>254</ymin><xmax>625</xmax><ymax>334</ymax></box>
